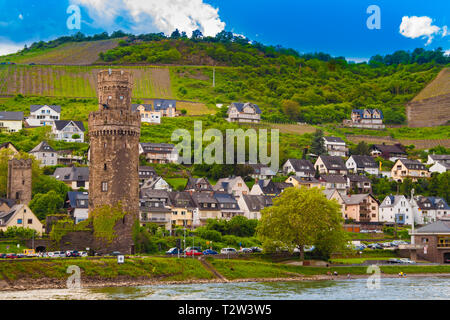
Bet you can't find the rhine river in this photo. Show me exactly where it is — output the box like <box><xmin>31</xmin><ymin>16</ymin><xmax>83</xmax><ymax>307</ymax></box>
<box><xmin>0</xmin><ymin>277</ymin><xmax>449</xmax><ymax>300</ymax></box>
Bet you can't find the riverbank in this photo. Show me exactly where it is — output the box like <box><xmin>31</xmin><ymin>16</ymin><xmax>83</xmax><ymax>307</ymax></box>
<box><xmin>1</xmin><ymin>257</ymin><xmax>449</xmax><ymax>292</ymax></box>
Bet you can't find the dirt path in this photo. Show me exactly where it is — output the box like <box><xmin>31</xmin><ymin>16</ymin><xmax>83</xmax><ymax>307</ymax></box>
<box><xmin>199</xmin><ymin>257</ymin><xmax>229</xmax><ymax>282</ymax></box>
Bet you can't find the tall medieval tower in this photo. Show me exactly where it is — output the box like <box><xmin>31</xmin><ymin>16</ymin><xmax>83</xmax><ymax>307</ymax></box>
<box><xmin>7</xmin><ymin>158</ymin><xmax>32</xmax><ymax>205</ymax></box>
<box><xmin>88</xmin><ymin>69</ymin><xmax>141</xmax><ymax>254</ymax></box>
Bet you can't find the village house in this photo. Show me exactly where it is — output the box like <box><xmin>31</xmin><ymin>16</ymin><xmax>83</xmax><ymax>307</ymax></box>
<box><xmin>52</xmin><ymin>120</ymin><xmax>85</xmax><ymax>142</ymax></box>
<box><xmin>27</xmin><ymin>105</ymin><xmax>61</xmax><ymax>127</ymax></box>
<box><xmin>323</xmin><ymin>137</ymin><xmax>348</xmax><ymax>157</ymax></box>
<box><xmin>319</xmin><ymin>175</ymin><xmax>348</xmax><ymax>193</ymax></box>
<box><xmin>185</xmin><ymin>177</ymin><xmax>214</xmax><ymax>193</ymax></box>
<box><xmin>227</xmin><ymin>102</ymin><xmax>262</xmax><ymax>123</ymax></box>
<box><xmin>168</xmin><ymin>192</ymin><xmax>195</xmax><ymax>230</ymax></box>
<box><xmin>342</xmin><ymin>194</ymin><xmax>379</xmax><ymax>223</ymax></box>
<box><xmin>346</xmin><ymin>174</ymin><xmax>372</xmax><ymax>194</ymax></box>
<box><xmin>213</xmin><ymin>176</ymin><xmax>249</xmax><ymax>197</ymax></box>
<box><xmin>238</xmin><ymin>194</ymin><xmax>273</xmax><ymax>220</ymax></box>
<box><xmin>139</xmin><ymin>189</ymin><xmax>172</xmax><ymax>231</ymax></box>
<box><xmin>65</xmin><ymin>191</ymin><xmax>89</xmax><ymax>224</ymax></box>
<box><xmin>370</xmin><ymin>143</ymin><xmax>407</xmax><ymax>162</ymax></box>
<box><xmin>391</xmin><ymin>159</ymin><xmax>430</xmax><ymax>182</ymax></box>
<box><xmin>343</xmin><ymin>108</ymin><xmax>385</xmax><ymax>129</ymax></box>
<box><xmin>53</xmin><ymin>166</ymin><xmax>89</xmax><ymax>190</ymax></box>
<box><xmin>140</xmin><ymin>176</ymin><xmax>172</xmax><ymax>191</ymax></box>
<box><xmin>250</xmin><ymin>179</ymin><xmax>292</xmax><ymax>196</ymax></box>
<box><xmin>214</xmin><ymin>192</ymin><xmax>243</xmax><ymax>220</ymax></box>
<box><xmin>379</xmin><ymin>195</ymin><xmax>414</xmax><ymax>225</ymax></box>
<box><xmin>0</xmin><ymin>199</ymin><xmax>16</xmax><ymax>213</ymax></box>
<box><xmin>426</xmin><ymin>154</ymin><xmax>450</xmax><ymax>166</ymax></box>
<box><xmin>139</xmin><ymin>142</ymin><xmax>179</xmax><ymax>164</ymax></box>
<box><xmin>412</xmin><ymin>220</ymin><xmax>450</xmax><ymax>264</ymax></box>
<box><xmin>285</xmin><ymin>176</ymin><xmax>322</xmax><ymax>189</ymax></box>
<box><xmin>346</xmin><ymin>155</ymin><xmax>379</xmax><ymax>175</ymax></box>
<box><xmin>29</xmin><ymin>141</ymin><xmax>57</xmax><ymax>167</ymax></box>
<box><xmin>248</xmin><ymin>164</ymin><xmax>276</xmax><ymax>180</ymax></box>
<box><xmin>429</xmin><ymin>161</ymin><xmax>450</xmax><ymax>174</ymax></box>
<box><xmin>132</xmin><ymin>104</ymin><xmax>161</xmax><ymax>124</ymax></box>
<box><xmin>0</xmin><ymin>142</ymin><xmax>19</xmax><ymax>155</ymax></box>
<box><xmin>153</xmin><ymin>99</ymin><xmax>177</xmax><ymax>117</ymax></box>
<box><xmin>191</xmin><ymin>192</ymin><xmax>220</xmax><ymax>227</ymax></box>
<box><xmin>314</xmin><ymin>155</ymin><xmax>348</xmax><ymax>175</ymax></box>
<box><xmin>322</xmin><ymin>189</ymin><xmax>346</xmax><ymax>216</ymax></box>
<box><xmin>0</xmin><ymin>204</ymin><xmax>44</xmax><ymax>235</ymax></box>
<box><xmin>414</xmin><ymin>196</ymin><xmax>450</xmax><ymax>224</ymax></box>
<box><xmin>138</xmin><ymin>166</ymin><xmax>157</xmax><ymax>186</ymax></box>
<box><xmin>56</xmin><ymin>150</ymin><xmax>84</xmax><ymax>166</ymax></box>
<box><xmin>281</xmin><ymin>159</ymin><xmax>315</xmax><ymax>178</ymax></box>
<box><xmin>0</xmin><ymin>111</ymin><xmax>23</xmax><ymax>133</ymax></box>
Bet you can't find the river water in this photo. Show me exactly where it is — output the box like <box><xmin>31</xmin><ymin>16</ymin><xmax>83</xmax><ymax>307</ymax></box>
<box><xmin>0</xmin><ymin>277</ymin><xmax>449</xmax><ymax>300</ymax></box>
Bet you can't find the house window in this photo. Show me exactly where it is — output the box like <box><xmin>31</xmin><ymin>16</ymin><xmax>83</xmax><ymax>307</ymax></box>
<box><xmin>17</xmin><ymin>219</ymin><xmax>23</xmax><ymax>224</ymax></box>
<box><xmin>27</xmin><ymin>219</ymin><xmax>32</xmax><ymax>224</ymax></box>
<box><xmin>102</xmin><ymin>182</ymin><xmax>108</xmax><ymax>192</ymax></box>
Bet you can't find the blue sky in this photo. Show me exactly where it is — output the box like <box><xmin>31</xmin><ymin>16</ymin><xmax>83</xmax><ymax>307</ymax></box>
<box><xmin>0</xmin><ymin>0</ymin><xmax>449</xmax><ymax>61</ymax></box>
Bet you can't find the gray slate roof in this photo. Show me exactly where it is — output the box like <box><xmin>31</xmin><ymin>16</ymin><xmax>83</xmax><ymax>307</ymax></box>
<box><xmin>229</xmin><ymin>102</ymin><xmax>262</xmax><ymax>114</ymax></box>
<box><xmin>319</xmin><ymin>155</ymin><xmax>347</xmax><ymax>171</ymax></box>
<box><xmin>53</xmin><ymin>120</ymin><xmax>85</xmax><ymax>132</ymax></box>
<box><xmin>415</xmin><ymin>220</ymin><xmax>450</xmax><ymax>234</ymax></box>
<box><xmin>242</xmin><ymin>194</ymin><xmax>273</xmax><ymax>211</ymax></box>
<box><xmin>286</xmin><ymin>159</ymin><xmax>315</xmax><ymax>172</ymax></box>
<box><xmin>132</xmin><ymin>104</ymin><xmax>153</xmax><ymax>112</ymax></box>
<box><xmin>30</xmin><ymin>141</ymin><xmax>55</xmax><ymax>153</ymax></box>
<box><xmin>53</xmin><ymin>166</ymin><xmax>89</xmax><ymax>181</ymax></box>
<box><xmin>30</xmin><ymin>105</ymin><xmax>61</xmax><ymax>113</ymax></box>
<box><xmin>351</xmin><ymin>155</ymin><xmax>378</xmax><ymax>168</ymax></box>
<box><xmin>399</xmin><ymin>159</ymin><xmax>427</xmax><ymax>170</ymax></box>
<box><xmin>0</xmin><ymin>111</ymin><xmax>23</xmax><ymax>121</ymax></box>
<box><xmin>323</xmin><ymin>136</ymin><xmax>345</xmax><ymax>143</ymax></box>
<box><xmin>153</xmin><ymin>99</ymin><xmax>176</xmax><ymax>111</ymax></box>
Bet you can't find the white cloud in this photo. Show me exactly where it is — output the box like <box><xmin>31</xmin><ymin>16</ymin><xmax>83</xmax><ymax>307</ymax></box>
<box><xmin>0</xmin><ymin>39</ymin><xmax>25</xmax><ymax>56</ymax></box>
<box><xmin>399</xmin><ymin>16</ymin><xmax>447</xmax><ymax>45</ymax></box>
<box><xmin>445</xmin><ymin>50</ymin><xmax>450</xmax><ymax>57</ymax></box>
<box><xmin>18</xmin><ymin>14</ymin><xmax>23</xmax><ymax>20</ymax></box>
<box><xmin>71</xmin><ymin>0</ymin><xmax>226</xmax><ymax>37</ymax></box>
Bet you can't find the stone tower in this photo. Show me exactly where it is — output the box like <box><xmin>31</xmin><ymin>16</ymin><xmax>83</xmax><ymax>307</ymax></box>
<box><xmin>88</xmin><ymin>69</ymin><xmax>141</xmax><ymax>254</ymax></box>
<box><xmin>7</xmin><ymin>158</ymin><xmax>32</xmax><ymax>205</ymax></box>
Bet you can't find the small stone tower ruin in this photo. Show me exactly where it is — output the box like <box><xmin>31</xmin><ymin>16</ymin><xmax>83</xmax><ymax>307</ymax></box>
<box><xmin>88</xmin><ymin>69</ymin><xmax>141</xmax><ymax>254</ymax></box>
<box><xmin>7</xmin><ymin>158</ymin><xmax>32</xmax><ymax>205</ymax></box>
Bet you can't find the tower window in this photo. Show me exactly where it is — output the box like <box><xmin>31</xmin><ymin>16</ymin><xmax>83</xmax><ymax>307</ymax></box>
<box><xmin>102</xmin><ymin>182</ymin><xmax>108</xmax><ymax>192</ymax></box>
<box><xmin>104</xmin><ymin>164</ymin><xmax>107</xmax><ymax>171</ymax></box>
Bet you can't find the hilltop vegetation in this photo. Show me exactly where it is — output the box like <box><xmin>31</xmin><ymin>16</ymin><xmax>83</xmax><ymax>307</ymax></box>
<box><xmin>2</xmin><ymin>31</ymin><xmax>449</xmax><ymax>125</ymax></box>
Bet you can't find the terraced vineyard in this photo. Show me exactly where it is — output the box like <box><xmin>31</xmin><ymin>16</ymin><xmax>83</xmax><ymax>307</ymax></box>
<box><xmin>1</xmin><ymin>39</ymin><xmax>119</xmax><ymax>65</ymax></box>
<box><xmin>0</xmin><ymin>65</ymin><xmax>173</xmax><ymax>99</ymax></box>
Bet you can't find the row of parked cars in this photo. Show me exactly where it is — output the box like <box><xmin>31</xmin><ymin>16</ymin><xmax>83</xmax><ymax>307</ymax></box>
<box><xmin>166</xmin><ymin>247</ymin><xmax>263</xmax><ymax>256</ymax></box>
<box><xmin>353</xmin><ymin>240</ymin><xmax>410</xmax><ymax>251</ymax></box>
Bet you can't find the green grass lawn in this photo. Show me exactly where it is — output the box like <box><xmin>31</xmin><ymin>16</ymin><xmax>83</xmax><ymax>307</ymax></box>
<box><xmin>330</xmin><ymin>257</ymin><xmax>398</xmax><ymax>265</ymax></box>
<box><xmin>0</xmin><ymin>242</ymin><xmax>28</xmax><ymax>254</ymax></box>
<box><xmin>166</xmin><ymin>178</ymin><xmax>188</xmax><ymax>191</ymax></box>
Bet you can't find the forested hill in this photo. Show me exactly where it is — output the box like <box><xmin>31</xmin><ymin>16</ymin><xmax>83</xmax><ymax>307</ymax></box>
<box><xmin>2</xmin><ymin>31</ymin><xmax>449</xmax><ymax>125</ymax></box>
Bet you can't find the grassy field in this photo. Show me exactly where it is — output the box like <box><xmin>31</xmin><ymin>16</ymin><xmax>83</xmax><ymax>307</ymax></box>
<box><xmin>0</xmin><ymin>242</ymin><xmax>28</xmax><ymax>254</ymax></box>
<box><xmin>166</xmin><ymin>178</ymin><xmax>188</xmax><ymax>191</ymax></box>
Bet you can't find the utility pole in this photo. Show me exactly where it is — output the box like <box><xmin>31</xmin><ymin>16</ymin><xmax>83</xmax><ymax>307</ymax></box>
<box><xmin>411</xmin><ymin>188</ymin><xmax>415</xmax><ymax>245</ymax></box>
<box><xmin>212</xmin><ymin>67</ymin><xmax>216</xmax><ymax>88</ymax></box>
<box><xmin>183</xmin><ymin>228</ymin><xmax>186</xmax><ymax>258</ymax></box>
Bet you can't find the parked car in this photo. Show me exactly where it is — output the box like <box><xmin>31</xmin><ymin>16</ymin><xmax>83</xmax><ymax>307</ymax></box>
<box><xmin>367</xmin><ymin>243</ymin><xmax>383</xmax><ymax>250</ymax></box>
<box><xmin>0</xmin><ymin>254</ymin><xmax>6</xmax><ymax>259</ymax></box>
<box><xmin>185</xmin><ymin>249</ymin><xmax>203</xmax><ymax>256</ymax></box>
<box><xmin>166</xmin><ymin>247</ymin><xmax>182</xmax><ymax>255</ymax></box>
<box><xmin>16</xmin><ymin>254</ymin><xmax>26</xmax><ymax>258</ymax></box>
<box><xmin>220</xmin><ymin>248</ymin><xmax>237</xmax><ymax>255</ymax></box>
<box><xmin>110</xmin><ymin>251</ymin><xmax>122</xmax><ymax>257</ymax></box>
<box><xmin>5</xmin><ymin>253</ymin><xmax>17</xmax><ymax>259</ymax></box>
<box><xmin>79</xmin><ymin>251</ymin><xmax>88</xmax><ymax>257</ymax></box>
<box><xmin>250</xmin><ymin>247</ymin><xmax>263</xmax><ymax>253</ymax></box>
<box><xmin>399</xmin><ymin>258</ymin><xmax>416</xmax><ymax>264</ymax></box>
<box><xmin>388</xmin><ymin>258</ymin><xmax>401</xmax><ymax>264</ymax></box>
<box><xmin>203</xmin><ymin>249</ymin><xmax>218</xmax><ymax>255</ymax></box>
<box><xmin>184</xmin><ymin>247</ymin><xmax>202</xmax><ymax>253</ymax></box>
<box><xmin>52</xmin><ymin>251</ymin><xmax>66</xmax><ymax>258</ymax></box>
<box><xmin>70</xmin><ymin>251</ymin><xmax>80</xmax><ymax>257</ymax></box>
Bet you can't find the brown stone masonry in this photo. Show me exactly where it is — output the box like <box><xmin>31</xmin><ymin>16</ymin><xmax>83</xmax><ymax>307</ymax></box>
<box><xmin>7</xmin><ymin>158</ymin><xmax>32</xmax><ymax>205</ymax></box>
